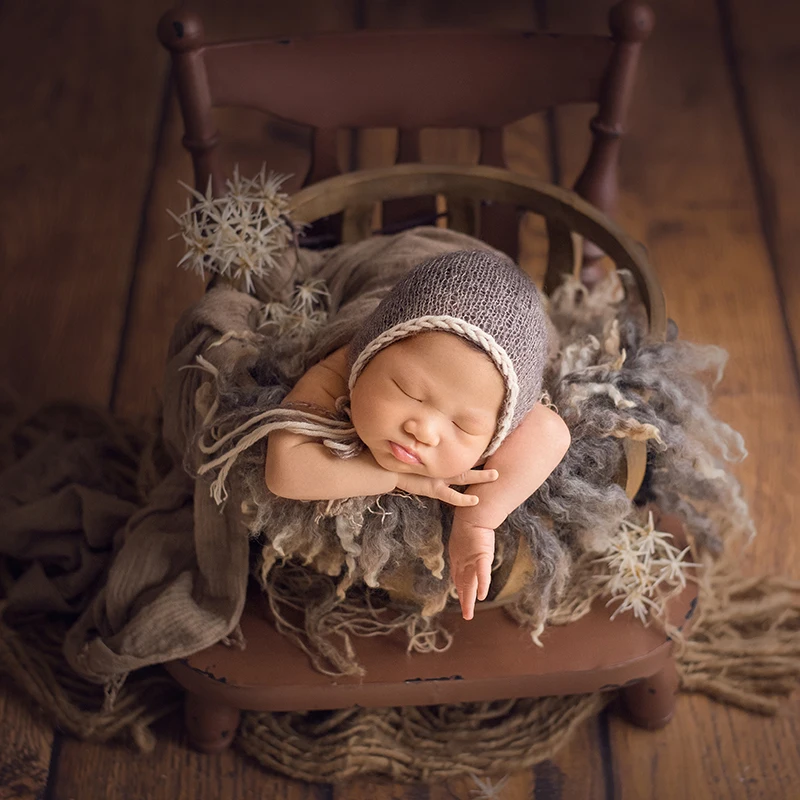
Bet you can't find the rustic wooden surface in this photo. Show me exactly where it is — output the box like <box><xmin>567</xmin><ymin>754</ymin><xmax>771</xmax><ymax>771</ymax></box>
<box><xmin>0</xmin><ymin>0</ymin><xmax>798</xmax><ymax>798</ymax></box>
<box><xmin>725</xmin><ymin>0</ymin><xmax>800</xmax><ymax>368</ymax></box>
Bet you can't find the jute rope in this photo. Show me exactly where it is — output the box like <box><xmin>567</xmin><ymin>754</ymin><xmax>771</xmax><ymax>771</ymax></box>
<box><xmin>1</xmin><ymin>546</ymin><xmax>797</xmax><ymax>780</ymax></box>
<box><xmin>675</xmin><ymin>552</ymin><xmax>800</xmax><ymax>715</ymax></box>
<box><xmin>0</xmin><ymin>605</ymin><xmax>181</xmax><ymax>752</ymax></box>
<box><xmin>237</xmin><ymin>694</ymin><xmax>609</xmax><ymax>783</ymax></box>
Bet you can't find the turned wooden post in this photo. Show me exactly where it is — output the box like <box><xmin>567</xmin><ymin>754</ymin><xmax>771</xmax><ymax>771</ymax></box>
<box><xmin>574</xmin><ymin>0</ymin><xmax>655</xmax><ymax>286</ymax></box>
<box><xmin>478</xmin><ymin>127</ymin><xmax>520</xmax><ymax>261</ymax></box>
<box><xmin>381</xmin><ymin>129</ymin><xmax>438</xmax><ymax>233</ymax></box>
<box><xmin>158</xmin><ymin>10</ymin><xmax>225</xmax><ymax>195</ymax></box>
<box><xmin>302</xmin><ymin>126</ymin><xmax>344</xmax><ymax>247</ymax></box>
<box><xmin>185</xmin><ymin>692</ymin><xmax>241</xmax><ymax>753</ymax></box>
<box><xmin>621</xmin><ymin>658</ymin><xmax>679</xmax><ymax>730</ymax></box>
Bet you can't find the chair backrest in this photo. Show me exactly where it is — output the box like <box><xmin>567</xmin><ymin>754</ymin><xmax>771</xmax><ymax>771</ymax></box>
<box><xmin>158</xmin><ymin>2</ymin><xmax>654</xmax><ymax>261</ymax></box>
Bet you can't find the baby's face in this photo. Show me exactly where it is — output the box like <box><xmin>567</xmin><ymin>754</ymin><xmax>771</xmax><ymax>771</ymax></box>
<box><xmin>350</xmin><ymin>332</ymin><xmax>504</xmax><ymax>479</ymax></box>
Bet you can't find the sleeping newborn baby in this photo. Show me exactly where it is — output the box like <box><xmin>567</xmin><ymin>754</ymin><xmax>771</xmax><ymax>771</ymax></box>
<box><xmin>265</xmin><ymin>250</ymin><xmax>571</xmax><ymax>619</ymax></box>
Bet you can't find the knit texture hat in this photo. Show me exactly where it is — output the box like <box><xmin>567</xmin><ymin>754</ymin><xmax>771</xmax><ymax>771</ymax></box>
<box><xmin>349</xmin><ymin>250</ymin><xmax>549</xmax><ymax>456</ymax></box>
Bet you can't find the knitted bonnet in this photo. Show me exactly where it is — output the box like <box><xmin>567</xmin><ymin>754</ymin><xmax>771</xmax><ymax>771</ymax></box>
<box><xmin>348</xmin><ymin>250</ymin><xmax>549</xmax><ymax>456</ymax></box>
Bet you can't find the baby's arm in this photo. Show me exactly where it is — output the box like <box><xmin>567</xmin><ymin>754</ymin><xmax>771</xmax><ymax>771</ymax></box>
<box><xmin>265</xmin><ymin>347</ymin><xmax>496</xmax><ymax>504</ymax></box>
<box><xmin>450</xmin><ymin>403</ymin><xmax>571</xmax><ymax>619</ymax></box>
<box><xmin>266</xmin><ymin>346</ymin><xmax>397</xmax><ymax>499</ymax></box>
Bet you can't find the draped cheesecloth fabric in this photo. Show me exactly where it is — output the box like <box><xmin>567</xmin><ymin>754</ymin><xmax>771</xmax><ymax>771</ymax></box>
<box><xmin>0</xmin><ymin>227</ymin><xmax>798</xmax><ymax>782</ymax></box>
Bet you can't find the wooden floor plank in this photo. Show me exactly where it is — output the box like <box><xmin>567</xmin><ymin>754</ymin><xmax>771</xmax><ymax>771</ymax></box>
<box><xmin>0</xmin><ymin>0</ymin><xmax>169</xmax><ymax>408</ymax></box>
<box><xmin>50</xmin><ymin>711</ymin><xmax>330</xmax><ymax>800</ymax></box>
<box><xmin>0</xmin><ymin>1</ymin><xmax>168</xmax><ymax>795</ymax></box>
<box><xmin>548</xmin><ymin>1</ymin><xmax>800</xmax><ymax>797</ymax></box>
<box><xmin>724</xmin><ymin>0</ymin><xmax>800</xmax><ymax>374</ymax></box>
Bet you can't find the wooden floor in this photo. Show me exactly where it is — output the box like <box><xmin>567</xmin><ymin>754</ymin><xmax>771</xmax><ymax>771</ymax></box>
<box><xmin>1</xmin><ymin>0</ymin><xmax>799</xmax><ymax>798</ymax></box>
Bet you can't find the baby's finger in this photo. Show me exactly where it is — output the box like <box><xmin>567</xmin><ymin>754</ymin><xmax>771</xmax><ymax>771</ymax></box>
<box><xmin>440</xmin><ymin>486</ymin><xmax>479</xmax><ymax>507</ymax></box>
<box><xmin>464</xmin><ymin>468</ymin><xmax>499</xmax><ymax>485</ymax></box>
<box><xmin>458</xmin><ymin>572</ymin><xmax>479</xmax><ymax>620</ymax></box>
<box><xmin>447</xmin><ymin>468</ymin><xmax>498</xmax><ymax>486</ymax></box>
<box><xmin>477</xmin><ymin>557</ymin><xmax>492</xmax><ymax>602</ymax></box>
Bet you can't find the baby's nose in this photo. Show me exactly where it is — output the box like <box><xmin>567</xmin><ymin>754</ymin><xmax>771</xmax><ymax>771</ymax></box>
<box><xmin>404</xmin><ymin>416</ymin><xmax>439</xmax><ymax>447</ymax></box>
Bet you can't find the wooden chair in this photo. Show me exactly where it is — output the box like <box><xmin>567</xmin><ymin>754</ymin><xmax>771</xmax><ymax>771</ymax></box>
<box><xmin>156</xmin><ymin>3</ymin><xmax>696</xmax><ymax>755</ymax></box>
<box><xmin>158</xmin><ymin>0</ymin><xmax>654</xmax><ymax>281</ymax></box>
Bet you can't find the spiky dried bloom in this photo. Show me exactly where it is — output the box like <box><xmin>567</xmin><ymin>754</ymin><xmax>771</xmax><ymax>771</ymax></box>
<box><xmin>168</xmin><ymin>166</ymin><xmax>294</xmax><ymax>293</ymax></box>
<box><xmin>257</xmin><ymin>279</ymin><xmax>331</xmax><ymax>339</ymax></box>
<box><xmin>595</xmin><ymin>510</ymin><xmax>701</xmax><ymax>624</ymax></box>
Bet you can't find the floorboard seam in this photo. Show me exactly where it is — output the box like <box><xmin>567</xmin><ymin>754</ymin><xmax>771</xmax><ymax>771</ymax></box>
<box><xmin>109</xmin><ymin>66</ymin><xmax>173</xmax><ymax>413</ymax></box>
<box><xmin>715</xmin><ymin>0</ymin><xmax>800</xmax><ymax>392</ymax></box>
<box><xmin>317</xmin><ymin>782</ymin><xmax>335</xmax><ymax>800</ymax></box>
<box><xmin>40</xmin><ymin>732</ymin><xmax>63</xmax><ymax>800</ymax></box>
<box><xmin>598</xmin><ymin>708</ymin><xmax>617</xmax><ymax>800</ymax></box>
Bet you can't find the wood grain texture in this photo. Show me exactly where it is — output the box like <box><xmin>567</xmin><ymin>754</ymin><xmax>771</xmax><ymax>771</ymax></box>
<box><xmin>0</xmin><ymin>0</ymin><xmax>168</xmax><ymax>408</ymax></box>
<box><xmin>50</xmin><ymin>712</ymin><xmax>330</xmax><ymax>800</ymax></box>
<box><xmin>0</xmin><ymin>679</ymin><xmax>53</xmax><ymax>800</ymax></box>
<box><xmin>549</xmin><ymin>0</ymin><xmax>800</xmax><ymax>797</ymax></box>
<box><xmin>724</xmin><ymin>0</ymin><xmax>800</xmax><ymax>374</ymax></box>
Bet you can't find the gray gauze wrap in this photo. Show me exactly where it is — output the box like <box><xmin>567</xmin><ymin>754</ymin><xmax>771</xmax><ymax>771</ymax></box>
<box><xmin>348</xmin><ymin>250</ymin><xmax>549</xmax><ymax>455</ymax></box>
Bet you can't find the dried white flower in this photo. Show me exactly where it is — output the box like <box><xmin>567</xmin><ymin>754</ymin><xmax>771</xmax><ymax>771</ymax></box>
<box><xmin>168</xmin><ymin>166</ymin><xmax>295</xmax><ymax>293</ymax></box>
<box><xmin>291</xmin><ymin>278</ymin><xmax>330</xmax><ymax>315</ymax></box>
<box><xmin>595</xmin><ymin>510</ymin><xmax>701</xmax><ymax>625</ymax></box>
<box><xmin>257</xmin><ymin>289</ymin><xmax>330</xmax><ymax>339</ymax></box>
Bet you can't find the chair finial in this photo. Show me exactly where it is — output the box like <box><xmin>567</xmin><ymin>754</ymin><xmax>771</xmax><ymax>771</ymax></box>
<box><xmin>157</xmin><ymin>8</ymin><xmax>205</xmax><ymax>53</ymax></box>
<box><xmin>609</xmin><ymin>1</ymin><xmax>655</xmax><ymax>43</ymax></box>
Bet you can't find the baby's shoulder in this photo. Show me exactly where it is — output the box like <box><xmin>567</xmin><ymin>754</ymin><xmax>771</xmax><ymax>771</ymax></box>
<box><xmin>282</xmin><ymin>344</ymin><xmax>350</xmax><ymax>411</ymax></box>
<box><xmin>316</xmin><ymin>344</ymin><xmax>350</xmax><ymax>384</ymax></box>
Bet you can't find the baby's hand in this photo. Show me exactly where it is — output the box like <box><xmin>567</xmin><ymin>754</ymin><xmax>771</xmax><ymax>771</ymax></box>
<box><xmin>449</xmin><ymin>519</ymin><xmax>495</xmax><ymax>620</ymax></box>
<box><xmin>395</xmin><ymin>469</ymin><xmax>498</xmax><ymax>508</ymax></box>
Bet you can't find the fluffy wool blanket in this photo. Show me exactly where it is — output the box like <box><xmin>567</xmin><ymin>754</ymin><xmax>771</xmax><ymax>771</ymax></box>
<box><xmin>0</xmin><ymin>228</ymin><xmax>756</xmax><ymax>686</ymax></box>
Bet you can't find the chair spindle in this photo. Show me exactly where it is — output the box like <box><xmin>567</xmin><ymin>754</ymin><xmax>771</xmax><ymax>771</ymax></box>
<box><xmin>573</xmin><ymin>0</ymin><xmax>655</xmax><ymax>285</ymax></box>
<box><xmin>301</xmin><ymin>127</ymin><xmax>343</xmax><ymax>247</ymax></box>
<box><xmin>479</xmin><ymin>127</ymin><xmax>520</xmax><ymax>261</ymax></box>
<box><xmin>158</xmin><ymin>11</ymin><xmax>225</xmax><ymax>196</ymax></box>
<box><xmin>381</xmin><ymin>129</ymin><xmax>439</xmax><ymax>234</ymax></box>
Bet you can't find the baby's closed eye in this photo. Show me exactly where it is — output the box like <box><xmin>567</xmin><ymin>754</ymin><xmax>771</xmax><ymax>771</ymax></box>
<box><xmin>453</xmin><ymin>415</ymin><xmax>494</xmax><ymax>437</ymax></box>
<box><xmin>392</xmin><ymin>378</ymin><xmax>422</xmax><ymax>402</ymax></box>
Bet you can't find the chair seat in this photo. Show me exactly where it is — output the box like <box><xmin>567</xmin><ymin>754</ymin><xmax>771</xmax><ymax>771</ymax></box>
<box><xmin>166</xmin><ymin>512</ymin><xmax>697</xmax><ymax>712</ymax></box>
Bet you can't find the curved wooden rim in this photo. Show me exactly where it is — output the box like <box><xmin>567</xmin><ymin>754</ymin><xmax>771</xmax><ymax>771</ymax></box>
<box><xmin>288</xmin><ymin>163</ymin><xmax>667</xmax><ymax>342</ymax></box>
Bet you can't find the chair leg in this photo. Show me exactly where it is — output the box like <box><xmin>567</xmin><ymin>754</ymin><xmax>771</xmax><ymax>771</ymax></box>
<box><xmin>184</xmin><ymin>691</ymin><xmax>241</xmax><ymax>753</ymax></box>
<box><xmin>621</xmin><ymin>659</ymin><xmax>679</xmax><ymax>730</ymax></box>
